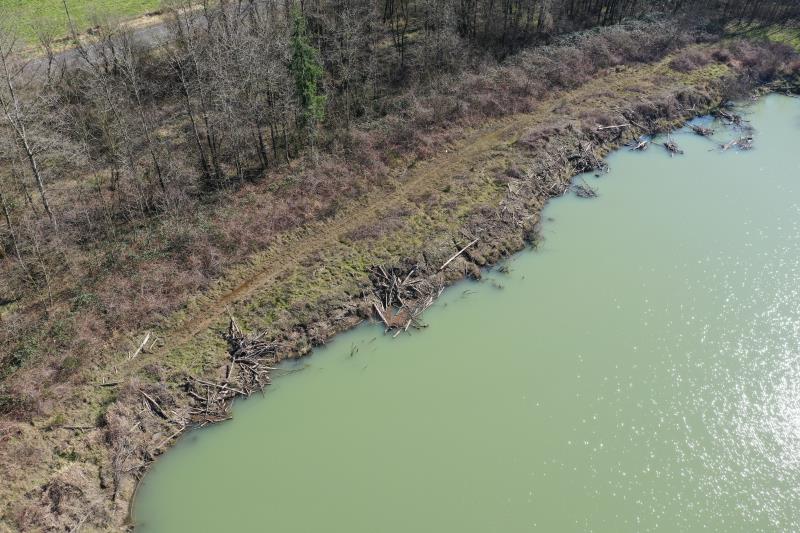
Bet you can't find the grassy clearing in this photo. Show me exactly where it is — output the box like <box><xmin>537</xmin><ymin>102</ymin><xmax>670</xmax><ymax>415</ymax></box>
<box><xmin>0</xmin><ymin>0</ymin><xmax>161</xmax><ymax>42</ymax></box>
<box><xmin>728</xmin><ymin>23</ymin><xmax>800</xmax><ymax>51</ymax></box>
<box><xmin>760</xmin><ymin>27</ymin><xmax>800</xmax><ymax>50</ymax></box>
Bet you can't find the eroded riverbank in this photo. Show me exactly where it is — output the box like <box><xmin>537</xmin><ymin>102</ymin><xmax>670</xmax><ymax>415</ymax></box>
<box><xmin>135</xmin><ymin>95</ymin><xmax>800</xmax><ymax>532</ymax></box>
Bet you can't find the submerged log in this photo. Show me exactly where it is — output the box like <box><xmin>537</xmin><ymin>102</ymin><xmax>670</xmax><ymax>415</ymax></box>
<box><xmin>738</xmin><ymin>138</ymin><xmax>753</xmax><ymax>150</ymax></box>
<box><xmin>720</xmin><ymin>136</ymin><xmax>753</xmax><ymax>152</ymax></box>
<box><xmin>690</xmin><ymin>125</ymin><xmax>714</xmax><ymax>137</ymax></box>
<box><xmin>715</xmin><ymin>108</ymin><xmax>750</xmax><ymax>130</ymax></box>
<box><xmin>628</xmin><ymin>137</ymin><xmax>650</xmax><ymax>151</ymax></box>
<box><xmin>573</xmin><ymin>179</ymin><xmax>598</xmax><ymax>198</ymax></box>
<box><xmin>661</xmin><ymin>135</ymin><xmax>684</xmax><ymax>157</ymax></box>
<box><xmin>716</xmin><ymin>109</ymin><xmax>736</xmax><ymax>123</ymax></box>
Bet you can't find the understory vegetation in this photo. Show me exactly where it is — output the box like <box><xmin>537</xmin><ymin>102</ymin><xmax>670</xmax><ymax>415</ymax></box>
<box><xmin>0</xmin><ymin>0</ymin><xmax>799</xmax><ymax>530</ymax></box>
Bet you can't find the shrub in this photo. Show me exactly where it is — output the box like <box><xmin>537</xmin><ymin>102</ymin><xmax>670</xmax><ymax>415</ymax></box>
<box><xmin>59</xmin><ymin>356</ymin><xmax>81</xmax><ymax>376</ymax></box>
<box><xmin>712</xmin><ymin>49</ymin><xmax>731</xmax><ymax>63</ymax></box>
<box><xmin>669</xmin><ymin>49</ymin><xmax>712</xmax><ymax>72</ymax></box>
<box><xmin>44</xmin><ymin>413</ymin><xmax>66</xmax><ymax>430</ymax></box>
<box><xmin>0</xmin><ymin>390</ymin><xmax>34</xmax><ymax>418</ymax></box>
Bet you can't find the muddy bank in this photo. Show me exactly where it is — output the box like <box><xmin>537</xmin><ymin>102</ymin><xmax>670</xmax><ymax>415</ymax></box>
<box><xmin>4</xmin><ymin>41</ymin><xmax>799</xmax><ymax>532</ymax></box>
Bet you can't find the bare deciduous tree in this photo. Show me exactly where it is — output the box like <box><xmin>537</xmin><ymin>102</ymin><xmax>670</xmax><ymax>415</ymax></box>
<box><xmin>0</xmin><ymin>35</ymin><xmax>57</xmax><ymax>228</ymax></box>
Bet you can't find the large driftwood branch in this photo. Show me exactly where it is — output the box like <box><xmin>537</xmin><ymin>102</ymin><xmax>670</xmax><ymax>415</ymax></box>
<box><xmin>140</xmin><ymin>390</ymin><xmax>169</xmax><ymax>420</ymax></box>
<box><xmin>439</xmin><ymin>238</ymin><xmax>479</xmax><ymax>271</ymax></box>
<box><xmin>596</xmin><ymin>123</ymin><xmax>629</xmax><ymax>131</ymax></box>
<box><xmin>190</xmin><ymin>376</ymin><xmax>247</xmax><ymax>396</ymax></box>
<box><xmin>373</xmin><ymin>303</ymin><xmax>390</xmax><ymax>327</ymax></box>
<box><xmin>129</xmin><ymin>331</ymin><xmax>151</xmax><ymax>361</ymax></box>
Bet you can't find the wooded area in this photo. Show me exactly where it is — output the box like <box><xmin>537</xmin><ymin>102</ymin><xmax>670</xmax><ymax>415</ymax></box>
<box><xmin>0</xmin><ymin>0</ymin><xmax>798</xmax><ymax>414</ymax></box>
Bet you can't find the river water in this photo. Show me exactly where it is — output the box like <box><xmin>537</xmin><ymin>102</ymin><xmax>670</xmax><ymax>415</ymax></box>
<box><xmin>134</xmin><ymin>95</ymin><xmax>800</xmax><ymax>532</ymax></box>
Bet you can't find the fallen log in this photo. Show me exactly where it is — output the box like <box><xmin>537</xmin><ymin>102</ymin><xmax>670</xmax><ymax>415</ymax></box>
<box><xmin>189</xmin><ymin>376</ymin><xmax>247</xmax><ymax>396</ymax></box>
<box><xmin>373</xmin><ymin>303</ymin><xmax>390</xmax><ymax>327</ymax></box>
<box><xmin>573</xmin><ymin>179</ymin><xmax>598</xmax><ymax>198</ymax></box>
<box><xmin>439</xmin><ymin>238</ymin><xmax>479</xmax><ymax>271</ymax></box>
<box><xmin>129</xmin><ymin>332</ymin><xmax>151</xmax><ymax>361</ymax></box>
<box><xmin>154</xmin><ymin>426</ymin><xmax>187</xmax><ymax>451</ymax></box>
<box><xmin>140</xmin><ymin>390</ymin><xmax>169</xmax><ymax>421</ymax></box>
<box><xmin>596</xmin><ymin>123</ymin><xmax>629</xmax><ymax>131</ymax></box>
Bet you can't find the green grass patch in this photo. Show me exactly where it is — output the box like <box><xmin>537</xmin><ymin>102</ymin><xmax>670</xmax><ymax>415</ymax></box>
<box><xmin>0</xmin><ymin>0</ymin><xmax>161</xmax><ymax>42</ymax></box>
<box><xmin>762</xmin><ymin>28</ymin><xmax>800</xmax><ymax>51</ymax></box>
<box><xmin>728</xmin><ymin>23</ymin><xmax>800</xmax><ymax>52</ymax></box>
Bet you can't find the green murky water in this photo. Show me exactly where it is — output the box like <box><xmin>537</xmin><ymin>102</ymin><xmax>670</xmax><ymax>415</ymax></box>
<box><xmin>135</xmin><ymin>95</ymin><xmax>800</xmax><ymax>532</ymax></box>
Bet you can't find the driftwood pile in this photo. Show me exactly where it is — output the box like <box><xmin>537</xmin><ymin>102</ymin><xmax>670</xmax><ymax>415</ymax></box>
<box><xmin>530</xmin><ymin>149</ymin><xmax>574</xmax><ymax>198</ymax></box>
<box><xmin>223</xmin><ymin>317</ymin><xmax>278</xmax><ymax>391</ymax></box>
<box><xmin>568</xmin><ymin>141</ymin><xmax>608</xmax><ymax>174</ymax></box>
<box><xmin>185</xmin><ymin>377</ymin><xmax>234</xmax><ymax>426</ymax></box>
<box><xmin>186</xmin><ymin>318</ymin><xmax>279</xmax><ymax>425</ymax></box>
<box><xmin>369</xmin><ymin>265</ymin><xmax>445</xmax><ymax>336</ymax></box>
<box><xmin>712</xmin><ymin>106</ymin><xmax>756</xmax><ymax>152</ymax></box>
<box><xmin>368</xmin><ymin>238</ymin><xmax>482</xmax><ymax>335</ymax></box>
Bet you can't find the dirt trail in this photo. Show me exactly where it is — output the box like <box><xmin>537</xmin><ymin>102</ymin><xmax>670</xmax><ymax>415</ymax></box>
<box><xmin>163</xmin><ymin>65</ymin><xmax>644</xmax><ymax>351</ymax></box>
<box><xmin>168</xmin><ymin>116</ymin><xmax>523</xmax><ymax>347</ymax></box>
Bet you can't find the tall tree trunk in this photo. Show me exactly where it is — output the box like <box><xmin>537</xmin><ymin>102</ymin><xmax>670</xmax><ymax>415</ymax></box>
<box><xmin>256</xmin><ymin>126</ymin><xmax>269</xmax><ymax>171</ymax></box>
<box><xmin>0</xmin><ymin>189</ymin><xmax>24</xmax><ymax>264</ymax></box>
<box><xmin>270</xmin><ymin>123</ymin><xmax>279</xmax><ymax>162</ymax></box>
<box><xmin>176</xmin><ymin>60</ymin><xmax>212</xmax><ymax>180</ymax></box>
<box><xmin>0</xmin><ymin>50</ymin><xmax>56</xmax><ymax>228</ymax></box>
<box><xmin>10</xmin><ymin>155</ymin><xmax>38</xmax><ymax>217</ymax></box>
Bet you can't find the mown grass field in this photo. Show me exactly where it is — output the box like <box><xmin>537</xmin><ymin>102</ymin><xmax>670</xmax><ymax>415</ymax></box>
<box><xmin>0</xmin><ymin>0</ymin><xmax>161</xmax><ymax>41</ymax></box>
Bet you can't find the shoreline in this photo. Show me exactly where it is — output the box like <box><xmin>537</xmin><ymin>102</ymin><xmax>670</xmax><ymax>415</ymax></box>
<box><xmin>3</xmin><ymin>39</ymin><xmax>798</xmax><ymax>531</ymax></box>
<box><xmin>126</xmin><ymin>60</ymin><xmax>793</xmax><ymax>527</ymax></box>
<box><xmin>130</xmin><ymin>91</ymin><xmax>800</xmax><ymax>533</ymax></box>
<box><xmin>128</xmin><ymin>90</ymin><xmax>791</xmax><ymax>529</ymax></box>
